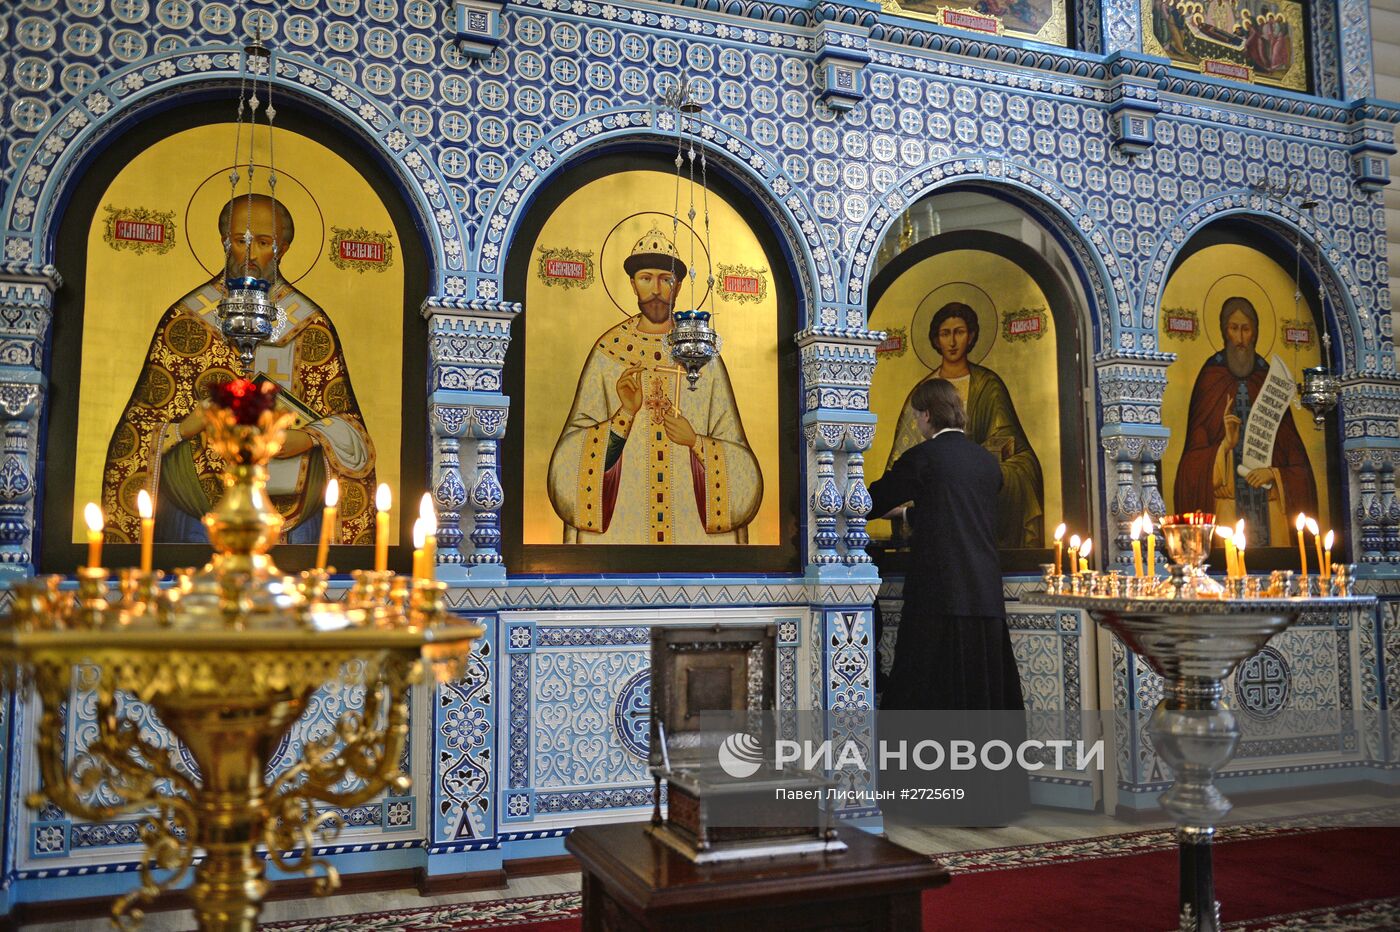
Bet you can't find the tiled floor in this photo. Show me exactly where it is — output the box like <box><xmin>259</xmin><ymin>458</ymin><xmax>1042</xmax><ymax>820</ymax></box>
<box><xmin>19</xmin><ymin>792</ymin><xmax>1394</xmax><ymax>931</ymax></box>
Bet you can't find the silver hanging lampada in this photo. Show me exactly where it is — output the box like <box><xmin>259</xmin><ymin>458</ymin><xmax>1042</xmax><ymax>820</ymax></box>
<box><xmin>662</xmin><ymin>76</ymin><xmax>720</xmax><ymax>390</ymax></box>
<box><xmin>1294</xmin><ymin>201</ymin><xmax>1340</xmax><ymax>427</ymax></box>
<box><xmin>217</xmin><ymin>30</ymin><xmax>279</xmax><ymax>376</ymax></box>
<box><xmin>1299</xmin><ymin>332</ymin><xmax>1339</xmax><ymax>426</ymax></box>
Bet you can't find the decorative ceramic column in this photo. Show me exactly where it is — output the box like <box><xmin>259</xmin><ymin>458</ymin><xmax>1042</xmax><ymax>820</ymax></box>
<box><xmin>1372</xmin><ymin>472</ymin><xmax>1394</xmax><ymax>559</ymax></box>
<box><xmin>1096</xmin><ymin>356</ymin><xmax>1172</xmax><ymax>574</ymax></box>
<box><xmin>1106</xmin><ymin>454</ymin><xmax>1142</xmax><ymax>572</ymax></box>
<box><xmin>808</xmin><ymin>423</ymin><xmax>843</xmax><ymax>567</ymax></box>
<box><xmin>428</xmin><ymin>403</ymin><xmax>472</xmax><ymax>569</ymax></box>
<box><xmin>842</xmin><ymin>425</ymin><xmax>876</xmax><ymax>566</ymax></box>
<box><xmin>795</xmin><ymin>326</ymin><xmax>881</xmax><ymax>578</ymax></box>
<box><xmin>1341</xmin><ymin>381</ymin><xmax>1400</xmax><ymax>566</ymax></box>
<box><xmin>424</xmin><ymin>298</ymin><xmax>519</xmax><ymax>582</ymax></box>
<box><xmin>1348</xmin><ymin>454</ymin><xmax>1383</xmax><ymax>562</ymax></box>
<box><xmin>468</xmin><ymin>419</ymin><xmax>506</xmax><ymax>571</ymax></box>
<box><xmin>0</xmin><ymin>269</ymin><xmax>57</xmax><ymax>577</ymax></box>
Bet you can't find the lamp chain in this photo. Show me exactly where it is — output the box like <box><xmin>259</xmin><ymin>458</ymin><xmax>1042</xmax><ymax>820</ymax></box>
<box><xmin>686</xmin><ymin>128</ymin><xmax>697</xmax><ymax>309</ymax></box>
<box><xmin>671</xmin><ymin>99</ymin><xmax>684</xmax><ymax>288</ymax></box>
<box><xmin>699</xmin><ymin>135</ymin><xmax>714</xmax><ymax>311</ymax></box>
<box><xmin>227</xmin><ymin>59</ymin><xmax>248</xmax><ymax>262</ymax></box>
<box><xmin>265</xmin><ymin>41</ymin><xmax>280</xmax><ymax>273</ymax></box>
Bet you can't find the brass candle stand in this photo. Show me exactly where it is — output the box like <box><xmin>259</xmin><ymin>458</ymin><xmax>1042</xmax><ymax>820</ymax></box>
<box><xmin>0</xmin><ymin>385</ymin><xmax>482</xmax><ymax>931</ymax></box>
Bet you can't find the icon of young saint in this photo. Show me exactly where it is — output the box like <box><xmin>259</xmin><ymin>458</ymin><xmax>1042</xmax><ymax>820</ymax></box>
<box><xmin>885</xmin><ymin>301</ymin><xmax>1044</xmax><ymax>548</ymax></box>
<box><xmin>546</xmin><ymin>228</ymin><xmax>762</xmax><ymax>544</ymax></box>
<box><xmin>1173</xmin><ymin>296</ymin><xmax>1317</xmax><ymax>546</ymax></box>
<box><xmin>101</xmin><ymin>194</ymin><xmax>377</xmax><ymax>544</ymax></box>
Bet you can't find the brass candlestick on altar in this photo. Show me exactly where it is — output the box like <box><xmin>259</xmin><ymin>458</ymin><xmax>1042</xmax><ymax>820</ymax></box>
<box><xmin>0</xmin><ymin>380</ymin><xmax>482</xmax><ymax>931</ymax></box>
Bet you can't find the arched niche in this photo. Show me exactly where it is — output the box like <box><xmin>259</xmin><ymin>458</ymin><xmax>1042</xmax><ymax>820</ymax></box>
<box><xmin>864</xmin><ymin>188</ymin><xmax>1094</xmax><ymax>575</ymax></box>
<box><xmin>40</xmin><ymin>99</ymin><xmax>432</xmax><ymax>575</ymax></box>
<box><xmin>1154</xmin><ymin>217</ymin><xmax>1345</xmax><ymax>566</ymax></box>
<box><xmin>498</xmin><ymin>149</ymin><xmax>803</xmax><ymax>574</ymax></box>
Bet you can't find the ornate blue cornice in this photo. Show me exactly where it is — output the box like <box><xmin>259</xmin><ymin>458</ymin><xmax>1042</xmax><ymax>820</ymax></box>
<box><xmin>1350</xmin><ymin>98</ymin><xmax>1400</xmax><ymax>123</ymax></box>
<box><xmin>867</xmin><ymin>29</ymin><xmax>1109</xmax><ymax>79</ymax></box>
<box><xmin>658</xmin><ymin>0</ymin><xmax>816</xmax><ymax>25</ymax></box>
<box><xmin>1158</xmin><ymin>74</ymin><xmax>1353</xmax><ymax>122</ymax></box>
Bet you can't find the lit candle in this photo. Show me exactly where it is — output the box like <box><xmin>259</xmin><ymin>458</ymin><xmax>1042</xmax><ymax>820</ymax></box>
<box><xmin>1296</xmin><ymin>513</ymin><xmax>1309</xmax><ymax>581</ymax></box>
<box><xmin>375</xmin><ymin>483</ymin><xmax>392</xmax><ymax>573</ymax></box>
<box><xmin>1308</xmin><ymin>517</ymin><xmax>1322</xmax><ymax>588</ymax></box>
<box><xmin>1323</xmin><ymin>530</ymin><xmax>1334</xmax><ymax>578</ymax></box>
<box><xmin>1236</xmin><ymin>535</ymin><xmax>1247</xmax><ymax>577</ymax></box>
<box><xmin>137</xmin><ymin>490</ymin><xmax>154</xmax><ymax>573</ymax></box>
<box><xmin>1143</xmin><ymin>513</ymin><xmax>1155</xmax><ymax>577</ymax></box>
<box><xmin>1079</xmin><ymin>537</ymin><xmax>1092</xmax><ymax>574</ymax></box>
<box><xmin>1068</xmin><ymin>534</ymin><xmax>1081</xmax><ymax>574</ymax></box>
<box><xmin>315</xmin><ymin>478</ymin><xmax>339</xmax><ymax>571</ymax></box>
<box><xmin>1053</xmin><ymin>523</ymin><xmax>1066</xmax><ymax>576</ymax></box>
<box><xmin>84</xmin><ymin>503</ymin><xmax>104</xmax><ymax>570</ymax></box>
<box><xmin>1217</xmin><ymin>525</ymin><xmax>1237</xmax><ymax>578</ymax></box>
<box><xmin>411</xmin><ymin>517</ymin><xmax>425</xmax><ymax>582</ymax></box>
<box><xmin>1130</xmin><ymin>517</ymin><xmax>1144</xmax><ymax>578</ymax></box>
<box><xmin>420</xmin><ymin>493</ymin><xmax>437</xmax><ymax>581</ymax></box>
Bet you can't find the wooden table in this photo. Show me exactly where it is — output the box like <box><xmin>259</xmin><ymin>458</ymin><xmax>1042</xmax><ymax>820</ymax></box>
<box><xmin>566</xmin><ymin>822</ymin><xmax>950</xmax><ymax>932</ymax></box>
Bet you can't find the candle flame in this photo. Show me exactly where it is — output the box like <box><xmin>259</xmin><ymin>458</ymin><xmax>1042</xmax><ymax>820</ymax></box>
<box><xmin>376</xmin><ymin>483</ymin><xmax>392</xmax><ymax>513</ymax></box>
<box><xmin>1142</xmin><ymin>513</ymin><xmax>1154</xmax><ymax>533</ymax></box>
<box><xmin>137</xmin><ymin>489</ymin><xmax>153</xmax><ymax>520</ymax></box>
<box><xmin>325</xmin><ymin>477</ymin><xmax>340</xmax><ymax>508</ymax></box>
<box><xmin>84</xmin><ymin>502</ymin><xmax>104</xmax><ymax>534</ymax></box>
<box><xmin>1235</xmin><ymin>536</ymin><xmax>1246</xmax><ymax>554</ymax></box>
<box><xmin>1069</xmin><ymin>534</ymin><xmax>1081</xmax><ymax>550</ymax></box>
<box><xmin>1305</xmin><ymin>517</ymin><xmax>1319</xmax><ymax>536</ymax></box>
<box><xmin>420</xmin><ymin>493</ymin><xmax>437</xmax><ymax>533</ymax></box>
<box><xmin>1296</xmin><ymin>512</ymin><xmax>1306</xmax><ymax>532</ymax></box>
<box><xmin>412</xmin><ymin>517</ymin><xmax>426</xmax><ymax>550</ymax></box>
<box><xmin>1216</xmin><ymin>526</ymin><xmax>1233</xmax><ymax>541</ymax></box>
<box><xmin>1053</xmin><ymin>523</ymin><xmax>1066</xmax><ymax>542</ymax></box>
<box><xmin>1080</xmin><ymin>538</ymin><xmax>1092</xmax><ymax>558</ymax></box>
<box><xmin>1130</xmin><ymin>517</ymin><xmax>1142</xmax><ymax>540</ymax></box>
<box><xmin>1235</xmin><ymin>519</ymin><xmax>1245</xmax><ymax>541</ymax></box>
<box><xmin>1324</xmin><ymin>530</ymin><xmax>1334</xmax><ymax>549</ymax></box>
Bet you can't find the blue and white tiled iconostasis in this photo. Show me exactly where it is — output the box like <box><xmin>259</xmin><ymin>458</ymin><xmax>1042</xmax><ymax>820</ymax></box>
<box><xmin>0</xmin><ymin>0</ymin><xmax>1398</xmax><ymax>911</ymax></box>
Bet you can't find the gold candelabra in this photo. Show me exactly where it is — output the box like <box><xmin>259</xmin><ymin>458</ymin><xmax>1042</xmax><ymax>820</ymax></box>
<box><xmin>1</xmin><ymin>382</ymin><xmax>482</xmax><ymax>931</ymax></box>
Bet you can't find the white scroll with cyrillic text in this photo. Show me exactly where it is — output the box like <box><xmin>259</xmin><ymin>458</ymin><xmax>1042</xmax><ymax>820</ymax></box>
<box><xmin>1236</xmin><ymin>354</ymin><xmax>1296</xmax><ymax>483</ymax></box>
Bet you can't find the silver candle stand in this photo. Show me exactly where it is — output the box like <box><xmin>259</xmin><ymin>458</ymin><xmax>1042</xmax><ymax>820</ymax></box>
<box><xmin>1021</xmin><ymin>590</ymin><xmax>1374</xmax><ymax>932</ymax></box>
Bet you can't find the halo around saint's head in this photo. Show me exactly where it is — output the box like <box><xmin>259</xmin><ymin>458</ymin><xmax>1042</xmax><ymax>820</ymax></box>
<box><xmin>911</xmin><ymin>281</ymin><xmax>999</xmax><ymax>371</ymax></box>
<box><xmin>185</xmin><ymin>163</ymin><xmax>325</xmax><ymax>286</ymax></box>
<box><xmin>1202</xmin><ymin>273</ymin><xmax>1276</xmax><ymax>358</ymax></box>
<box><xmin>600</xmin><ymin>211</ymin><xmax>711</xmax><ymax>315</ymax></box>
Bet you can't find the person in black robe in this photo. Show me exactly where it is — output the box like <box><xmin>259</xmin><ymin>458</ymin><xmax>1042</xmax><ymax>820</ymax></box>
<box><xmin>869</xmin><ymin>377</ymin><xmax>1024</xmax><ymax>712</ymax></box>
<box><xmin>869</xmin><ymin>379</ymin><xmax>1028</xmax><ymax>823</ymax></box>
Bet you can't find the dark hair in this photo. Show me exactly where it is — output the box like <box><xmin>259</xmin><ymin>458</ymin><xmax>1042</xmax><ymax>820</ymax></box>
<box><xmin>929</xmin><ymin>302</ymin><xmax>979</xmax><ymax>355</ymax></box>
<box><xmin>910</xmin><ymin>378</ymin><xmax>966</xmax><ymax>432</ymax></box>
<box><xmin>1219</xmin><ymin>296</ymin><xmax>1258</xmax><ymax>339</ymax></box>
<box><xmin>218</xmin><ymin>194</ymin><xmax>296</xmax><ymax>246</ymax></box>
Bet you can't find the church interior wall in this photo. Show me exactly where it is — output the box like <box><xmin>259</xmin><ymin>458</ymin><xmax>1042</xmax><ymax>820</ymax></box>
<box><xmin>0</xmin><ymin>0</ymin><xmax>1396</xmax><ymax>912</ymax></box>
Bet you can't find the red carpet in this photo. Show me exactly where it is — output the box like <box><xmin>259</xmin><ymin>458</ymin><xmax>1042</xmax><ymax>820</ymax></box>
<box><xmin>926</xmin><ymin>826</ymin><xmax>1400</xmax><ymax>931</ymax></box>
<box><xmin>261</xmin><ymin>824</ymin><xmax>1400</xmax><ymax>931</ymax></box>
